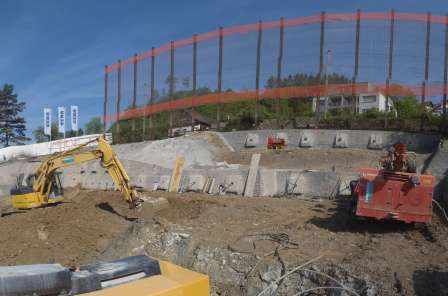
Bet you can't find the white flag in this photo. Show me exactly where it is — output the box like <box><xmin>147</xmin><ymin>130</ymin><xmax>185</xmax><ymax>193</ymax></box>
<box><xmin>44</xmin><ymin>108</ymin><xmax>52</xmax><ymax>136</ymax></box>
<box><xmin>57</xmin><ymin>107</ymin><xmax>66</xmax><ymax>135</ymax></box>
<box><xmin>70</xmin><ymin>105</ymin><xmax>79</xmax><ymax>131</ymax></box>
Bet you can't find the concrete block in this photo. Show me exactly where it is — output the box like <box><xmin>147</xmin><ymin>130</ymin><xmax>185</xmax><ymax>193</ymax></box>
<box><xmin>299</xmin><ymin>132</ymin><xmax>315</xmax><ymax>148</ymax></box>
<box><xmin>132</xmin><ymin>175</ymin><xmax>147</xmax><ymax>188</ymax></box>
<box><xmin>300</xmin><ymin>171</ymin><xmax>339</xmax><ymax>198</ymax></box>
<box><xmin>244</xmin><ymin>133</ymin><xmax>259</xmax><ymax>148</ymax></box>
<box><xmin>286</xmin><ymin>172</ymin><xmax>301</xmax><ymax>194</ymax></box>
<box><xmin>259</xmin><ymin>169</ymin><xmax>278</xmax><ymax>196</ymax></box>
<box><xmin>158</xmin><ymin>175</ymin><xmax>171</xmax><ymax>191</ymax></box>
<box><xmin>333</xmin><ymin>133</ymin><xmax>348</xmax><ymax>148</ymax></box>
<box><xmin>223</xmin><ymin>175</ymin><xmax>245</xmax><ymax>195</ymax></box>
<box><xmin>186</xmin><ymin>175</ymin><xmax>206</xmax><ymax>192</ymax></box>
<box><xmin>368</xmin><ymin>134</ymin><xmax>383</xmax><ymax>150</ymax></box>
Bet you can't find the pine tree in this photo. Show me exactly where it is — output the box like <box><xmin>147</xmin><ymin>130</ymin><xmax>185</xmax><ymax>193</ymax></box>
<box><xmin>0</xmin><ymin>84</ymin><xmax>28</xmax><ymax>146</ymax></box>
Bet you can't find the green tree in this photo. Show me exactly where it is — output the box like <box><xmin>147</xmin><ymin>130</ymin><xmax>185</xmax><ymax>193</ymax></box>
<box><xmin>265</xmin><ymin>72</ymin><xmax>350</xmax><ymax>88</ymax></box>
<box><xmin>32</xmin><ymin>122</ymin><xmax>65</xmax><ymax>143</ymax></box>
<box><xmin>85</xmin><ymin>117</ymin><xmax>104</xmax><ymax>135</ymax></box>
<box><xmin>66</xmin><ymin>128</ymin><xmax>84</xmax><ymax>138</ymax></box>
<box><xmin>32</xmin><ymin>126</ymin><xmax>48</xmax><ymax>143</ymax></box>
<box><xmin>394</xmin><ymin>96</ymin><xmax>420</xmax><ymax>119</ymax></box>
<box><xmin>0</xmin><ymin>84</ymin><xmax>28</xmax><ymax>146</ymax></box>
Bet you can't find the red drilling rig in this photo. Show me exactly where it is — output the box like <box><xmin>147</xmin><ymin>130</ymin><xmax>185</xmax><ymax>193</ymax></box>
<box><xmin>350</xmin><ymin>143</ymin><xmax>435</xmax><ymax>223</ymax></box>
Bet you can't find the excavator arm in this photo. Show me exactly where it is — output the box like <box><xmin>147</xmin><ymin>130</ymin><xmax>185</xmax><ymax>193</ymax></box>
<box><xmin>11</xmin><ymin>136</ymin><xmax>140</xmax><ymax>209</ymax></box>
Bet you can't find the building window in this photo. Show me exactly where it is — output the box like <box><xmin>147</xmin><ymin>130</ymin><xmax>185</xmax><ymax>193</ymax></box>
<box><xmin>361</xmin><ymin>95</ymin><xmax>376</xmax><ymax>103</ymax></box>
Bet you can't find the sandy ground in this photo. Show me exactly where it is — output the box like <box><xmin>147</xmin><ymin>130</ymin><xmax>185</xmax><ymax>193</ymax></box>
<box><xmin>0</xmin><ymin>189</ymin><xmax>446</xmax><ymax>295</ymax></box>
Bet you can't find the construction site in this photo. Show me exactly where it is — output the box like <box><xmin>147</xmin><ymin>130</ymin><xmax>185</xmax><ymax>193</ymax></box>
<box><xmin>0</xmin><ymin>6</ymin><xmax>448</xmax><ymax>296</ymax></box>
<box><xmin>0</xmin><ymin>129</ymin><xmax>446</xmax><ymax>295</ymax></box>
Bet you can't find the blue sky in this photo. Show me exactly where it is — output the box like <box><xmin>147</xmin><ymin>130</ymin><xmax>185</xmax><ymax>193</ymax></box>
<box><xmin>0</xmin><ymin>0</ymin><xmax>446</xmax><ymax>139</ymax></box>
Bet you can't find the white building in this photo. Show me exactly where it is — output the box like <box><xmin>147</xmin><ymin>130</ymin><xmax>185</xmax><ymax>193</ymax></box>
<box><xmin>313</xmin><ymin>89</ymin><xmax>394</xmax><ymax>114</ymax></box>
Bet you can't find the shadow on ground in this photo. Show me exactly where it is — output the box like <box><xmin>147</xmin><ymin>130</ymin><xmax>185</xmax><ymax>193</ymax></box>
<box><xmin>1</xmin><ymin>211</ymin><xmax>24</xmax><ymax>217</ymax></box>
<box><xmin>308</xmin><ymin>199</ymin><xmax>424</xmax><ymax>235</ymax></box>
<box><xmin>96</xmin><ymin>202</ymin><xmax>138</xmax><ymax>222</ymax></box>
<box><xmin>413</xmin><ymin>269</ymin><xmax>448</xmax><ymax>296</ymax></box>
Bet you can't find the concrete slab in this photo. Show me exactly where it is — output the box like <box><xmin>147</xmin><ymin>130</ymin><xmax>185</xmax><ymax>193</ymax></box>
<box><xmin>299</xmin><ymin>171</ymin><xmax>340</xmax><ymax>198</ymax></box>
<box><xmin>158</xmin><ymin>175</ymin><xmax>171</xmax><ymax>191</ymax></box>
<box><xmin>244</xmin><ymin>154</ymin><xmax>261</xmax><ymax>197</ymax></box>
<box><xmin>223</xmin><ymin>175</ymin><xmax>245</xmax><ymax>195</ymax></box>
<box><xmin>186</xmin><ymin>175</ymin><xmax>206</xmax><ymax>192</ymax></box>
<box><xmin>286</xmin><ymin>172</ymin><xmax>301</xmax><ymax>195</ymax></box>
<box><xmin>259</xmin><ymin>169</ymin><xmax>278</xmax><ymax>196</ymax></box>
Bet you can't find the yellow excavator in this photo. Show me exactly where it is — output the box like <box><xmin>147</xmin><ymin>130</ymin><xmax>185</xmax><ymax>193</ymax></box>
<box><xmin>10</xmin><ymin>135</ymin><xmax>140</xmax><ymax>209</ymax></box>
<box><xmin>7</xmin><ymin>135</ymin><xmax>210</xmax><ymax>295</ymax></box>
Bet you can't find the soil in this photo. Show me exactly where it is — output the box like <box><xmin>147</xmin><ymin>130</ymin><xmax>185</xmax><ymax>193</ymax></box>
<box><xmin>150</xmin><ymin>192</ymin><xmax>448</xmax><ymax>295</ymax></box>
<box><xmin>0</xmin><ymin>187</ymin><xmax>135</xmax><ymax>267</ymax></box>
<box><xmin>0</xmin><ymin>189</ymin><xmax>446</xmax><ymax>295</ymax></box>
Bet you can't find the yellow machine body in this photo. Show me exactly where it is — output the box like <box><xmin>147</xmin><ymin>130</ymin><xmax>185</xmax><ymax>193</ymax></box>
<box><xmin>86</xmin><ymin>260</ymin><xmax>209</xmax><ymax>296</ymax></box>
<box><xmin>12</xmin><ymin>191</ymin><xmax>63</xmax><ymax>209</ymax></box>
<box><xmin>10</xmin><ymin>136</ymin><xmax>140</xmax><ymax>210</ymax></box>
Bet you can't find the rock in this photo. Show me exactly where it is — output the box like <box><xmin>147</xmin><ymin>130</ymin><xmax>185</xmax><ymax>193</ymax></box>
<box><xmin>96</xmin><ymin>238</ymin><xmax>110</xmax><ymax>253</ymax></box>
<box><xmin>37</xmin><ymin>226</ymin><xmax>49</xmax><ymax>241</ymax></box>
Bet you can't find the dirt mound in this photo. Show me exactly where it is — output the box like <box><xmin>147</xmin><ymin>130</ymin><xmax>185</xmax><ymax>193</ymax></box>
<box><xmin>113</xmin><ymin>135</ymin><xmax>217</xmax><ymax>168</ymax></box>
<box><xmin>0</xmin><ymin>188</ymin><xmax>134</xmax><ymax>267</ymax></box>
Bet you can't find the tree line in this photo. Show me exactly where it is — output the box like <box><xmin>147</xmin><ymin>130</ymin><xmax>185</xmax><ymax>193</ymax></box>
<box><xmin>32</xmin><ymin>116</ymin><xmax>104</xmax><ymax>143</ymax></box>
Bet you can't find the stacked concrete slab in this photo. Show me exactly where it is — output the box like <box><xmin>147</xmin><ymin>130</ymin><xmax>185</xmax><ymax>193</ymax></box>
<box><xmin>225</xmin><ymin>129</ymin><xmax>439</xmax><ymax>152</ymax></box>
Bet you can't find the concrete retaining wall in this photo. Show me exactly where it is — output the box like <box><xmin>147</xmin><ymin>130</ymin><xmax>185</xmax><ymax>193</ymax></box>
<box><xmin>0</xmin><ymin>134</ymin><xmax>112</xmax><ymax>162</ymax></box>
<box><xmin>219</xmin><ymin>129</ymin><xmax>440</xmax><ymax>153</ymax></box>
<box><xmin>0</xmin><ymin>129</ymin><xmax>443</xmax><ymax>201</ymax></box>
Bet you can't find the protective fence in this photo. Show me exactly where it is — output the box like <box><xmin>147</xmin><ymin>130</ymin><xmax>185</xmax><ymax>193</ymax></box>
<box><xmin>104</xmin><ymin>11</ymin><xmax>448</xmax><ymax>141</ymax></box>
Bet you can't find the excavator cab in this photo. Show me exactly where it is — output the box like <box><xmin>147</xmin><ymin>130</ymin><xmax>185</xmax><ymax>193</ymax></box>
<box><xmin>10</xmin><ymin>172</ymin><xmax>64</xmax><ymax>209</ymax></box>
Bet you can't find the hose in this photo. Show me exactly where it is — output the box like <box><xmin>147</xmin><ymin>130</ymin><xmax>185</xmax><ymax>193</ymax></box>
<box><xmin>432</xmin><ymin>199</ymin><xmax>448</xmax><ymax>225</ymax></box>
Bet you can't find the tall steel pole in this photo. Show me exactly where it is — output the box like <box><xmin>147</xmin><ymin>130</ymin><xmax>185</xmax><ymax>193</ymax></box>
<box><xmin>443</xmin><ymin>14</ymin><xmax>448</xmax><ymax>131</ymax></box>
<box><xmin>103</xmin><ymin>66</ymin><xmax>108</xmax><ymax>134</ymax></box>
<box><xmin>149</xmin><ymin>47</ymin><xmax>155</xmax><ymax>140</ymax></box>
<box><xmin>217</xmin><ymin>27</ymin><xmax>223</xmax><ymax>129</ymax></box>
<box><xmin>255</xmin><ymin>20</ymin><xmax>263</xmax><ymax>125</ymax></box>
<box><xmin>353</xmin><ymin>9</ymin><xmax>361</xmax><ymax>114</ymax></box>
<box><xmin>385</xmin><ymin>9</ymin><xmax>395</xmax><ymax>129</ymax></box>
<box><xmin>116</xmin><ymin>60</ymin><xmax>122</xmax><ymax>143</ymax></box>
<box><xmin>317</xmin><ymin>11</ymin><xmax>326</xmax><ymax>117</ymax></box>
<box><xmin>421</xmin><ymin>12</ymin><xmax>431</xmax><ymax>131</ymax></box>
<box><xmin>276</xmin><ymin>17</ymin><xmax>285</xmax><ymax>121</ymax></box>
<box><xmin>192</xmin><ymin>34</ymin><xmax>197</xmax><ymax>131</ymax></box>
<box><xmin>132</xmin><ymin>53</ymin><xmax>138</xmax><ymax>139</ymax></box>
<box><xmin>169</xmin><ymin>41</ymin><xmax>175</xmax><ymax>137</ymax></box>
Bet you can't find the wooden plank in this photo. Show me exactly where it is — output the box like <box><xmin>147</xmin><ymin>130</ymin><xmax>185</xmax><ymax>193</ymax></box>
<box><xmin>169</xmin><ymin>156</ymin><xmax>185</xmax><ymax>192</ymax></box>
<box><xmin>244</xmin><ymin>153</ymin><xmax>261</xmax><ymax>197</ymax></box>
